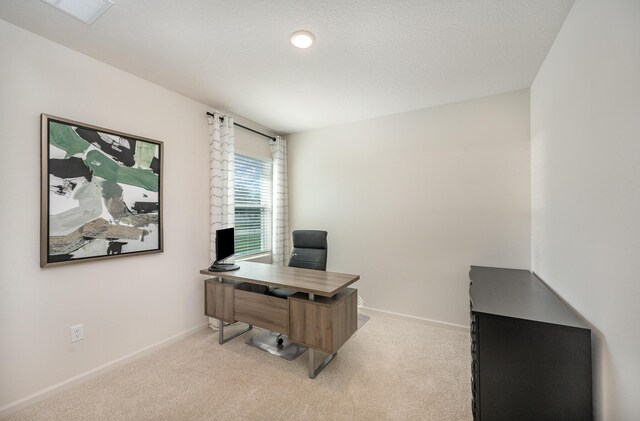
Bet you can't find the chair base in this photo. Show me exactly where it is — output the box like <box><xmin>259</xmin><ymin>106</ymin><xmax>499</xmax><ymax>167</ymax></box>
<box><xmin>246</xmin><ymin>329</ymin><xmax>307</xmax><ymax>361</ymax></box>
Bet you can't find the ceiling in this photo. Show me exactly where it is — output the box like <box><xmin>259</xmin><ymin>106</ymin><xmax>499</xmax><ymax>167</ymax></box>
<box><xmin>0</xmin><ymin>0</ymin><xmax>574</xmax><ymax>134</ymax></box>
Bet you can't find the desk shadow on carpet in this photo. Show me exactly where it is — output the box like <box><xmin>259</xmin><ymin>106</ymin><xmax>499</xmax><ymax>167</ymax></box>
<box><xmin>357</xmin><ymin>312</ymin><xmax>371</xmax><ymax>330</ymax></box>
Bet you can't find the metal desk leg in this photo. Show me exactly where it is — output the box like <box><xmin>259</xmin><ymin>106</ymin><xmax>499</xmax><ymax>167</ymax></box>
<box><xmin>307</xmin><ymin>293</ymin><xmax>337</xmax><ymax>379</ymax></box>
<box><xmin>216</xmin><ymin>278</ymin><xmax>252</xmax><ymax>344</ymax></box>
<box><xmin>308</xmin><ymin>350</ymin><xmax>336</xmax><ymax>379</ymax></box>
<box><xmin>218</xmin><ymin>319</ymin><xmax>252</xmax><ymax>345</ymax></box>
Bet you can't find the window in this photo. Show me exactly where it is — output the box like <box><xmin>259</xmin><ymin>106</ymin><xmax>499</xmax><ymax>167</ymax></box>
<box><xmin>234</xmin><ymin>153</ymin><xmax>272</xmax><ymax>257</ymax></box>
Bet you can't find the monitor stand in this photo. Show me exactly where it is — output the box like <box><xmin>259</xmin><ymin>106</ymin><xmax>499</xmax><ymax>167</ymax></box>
<box><xmin>208</xmin><ymin>263</ymin><xmax>240</xmax><ymax>272</ymax></box>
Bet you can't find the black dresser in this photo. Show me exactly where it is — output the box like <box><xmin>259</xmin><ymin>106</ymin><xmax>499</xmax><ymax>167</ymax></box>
<box><xmin>469</xmin><ymin>266</ymin><xmax>592</xmax><ymax>420</ymax></box>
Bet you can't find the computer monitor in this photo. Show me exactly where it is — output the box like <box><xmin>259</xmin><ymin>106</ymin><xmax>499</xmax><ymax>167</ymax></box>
<box><xmin>209</xmin><ymin>228</ymin><xmax>240</xmax><ymax>272</ymax></box>
<box><xmin>215</xmin><ymin>227</ymin><xmax>234</xmax><ymax>263</ymax></box>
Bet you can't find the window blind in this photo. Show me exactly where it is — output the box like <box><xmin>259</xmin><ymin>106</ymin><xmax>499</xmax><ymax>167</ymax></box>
<box><xmin>234</xmin><ymin>154</ymin><xmax>272</xmax><ymax>256</ymax></box>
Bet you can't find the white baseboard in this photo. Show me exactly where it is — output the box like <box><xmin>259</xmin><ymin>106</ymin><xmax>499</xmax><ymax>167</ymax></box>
<box><xmin>361</xmin><ymin>306</ymin><xmax>469</xmax><ymax>332</ymax></box>
<box><xmin>0</xmin><ymin>323</ymin><xmax>208</xmax><ymax>418</ymax></box>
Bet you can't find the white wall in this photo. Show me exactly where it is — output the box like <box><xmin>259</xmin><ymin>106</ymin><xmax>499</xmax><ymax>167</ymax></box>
<box><xmin>0</xmin><ymin>20</ymin><xmax>272</xmax><ymax>412</ymax></box>
<box><xmin>288</xmin><ymin>90</ymin><xmax>531</xmax><ymax>326</ymax></box>
<box><xmin>530</xmin><ymin>1</ymin><xmax>640</xmax><ymax>419</ymax></box>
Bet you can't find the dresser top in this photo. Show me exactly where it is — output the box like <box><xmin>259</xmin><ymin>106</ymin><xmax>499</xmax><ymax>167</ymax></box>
<box><xmin>469</xmin><ymin>266</ymin><xmax>590</xmax><ymax>330</ymax></box>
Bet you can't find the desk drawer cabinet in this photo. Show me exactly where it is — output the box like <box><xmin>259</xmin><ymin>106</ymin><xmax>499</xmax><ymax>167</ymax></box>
<box><xmin>204</xmin><ymin>278</ymin><xmax>358</xmax><ymax>354</ymax></box>
<box><xmin>204</xmin><ymin>279</ymin><xmax>236</xmax><ymax>323</ymax></box>
<box><xmin>204</xmin><ymin>279</ymin><xmax>289</xmax><ymax>335</ymax></box>
<box><xmin>235</xmin><ymin>289</ymin><xmax>289</xmax><ymax>335</ymax></box>
<box><xmin>289</xmin><ymin>288</ymin><xmax>357</xmax><ymax>354</ymax></box>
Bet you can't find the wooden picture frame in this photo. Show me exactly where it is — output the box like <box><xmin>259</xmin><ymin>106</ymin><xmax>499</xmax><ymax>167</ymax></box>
<box><xmin>40</xmin><ymin>114</ymin><xmax>163</xmax><ymax>267</ymax></box>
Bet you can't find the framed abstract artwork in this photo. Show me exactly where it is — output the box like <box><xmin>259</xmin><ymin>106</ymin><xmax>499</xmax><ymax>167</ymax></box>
<box><xmin>40</xmin><ymin>114</ymin><xmax>163</xmax><ymax>267</ymax></box>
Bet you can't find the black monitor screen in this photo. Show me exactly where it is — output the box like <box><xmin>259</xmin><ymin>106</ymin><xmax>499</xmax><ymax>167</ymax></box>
<box><xmin>215</xmin><ymin>228</ymin><xmax>235</xmax><ymax>262</ymax></box>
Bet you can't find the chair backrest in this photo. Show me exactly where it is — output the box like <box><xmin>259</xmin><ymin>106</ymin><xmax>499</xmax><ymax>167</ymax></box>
<box><xmin>288</xmin><ymin>230</ymin><xmax>327</xmax><ymax>271</ymax></box>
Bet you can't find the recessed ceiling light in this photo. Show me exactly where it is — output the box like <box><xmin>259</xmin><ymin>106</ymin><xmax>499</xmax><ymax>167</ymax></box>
<box><xmin>41</xmin><ymin>0</ymin><xmax>114</xmax><ymax>25</ymax></box>
<box><xmin>290</xmin><ymin>30</ymin><xmax>315</xmax><ymax>49</ymax></box>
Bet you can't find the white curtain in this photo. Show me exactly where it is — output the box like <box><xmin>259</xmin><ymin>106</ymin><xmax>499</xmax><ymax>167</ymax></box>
<box><xmin>208</xmin><ymin>113</ymin><xmax>235</xmax><ymax>263</ymax></box>
<box><xmin>270</xmin><ymin>136</ymin><xmax>290</xmax><ymax>265</ymax></box>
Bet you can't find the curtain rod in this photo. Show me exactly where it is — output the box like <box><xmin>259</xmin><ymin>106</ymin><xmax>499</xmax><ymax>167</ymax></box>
<box><xmin>206</xmin><ymin>112</ymin><xmax>276</xmax><ymax>141</ymax></box>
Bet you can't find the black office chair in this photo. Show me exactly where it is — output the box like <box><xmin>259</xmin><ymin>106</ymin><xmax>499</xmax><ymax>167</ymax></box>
<box><xmin>268</xmin><ymin>230</ymin><xmax>328</xmax><ymax>299</ymax></box>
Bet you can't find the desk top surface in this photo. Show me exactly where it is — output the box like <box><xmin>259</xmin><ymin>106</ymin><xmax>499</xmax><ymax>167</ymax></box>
<box><xmin>200</xmin><ymin>262</ymin><xmax>360</xmax><ymax>297</ymax></box>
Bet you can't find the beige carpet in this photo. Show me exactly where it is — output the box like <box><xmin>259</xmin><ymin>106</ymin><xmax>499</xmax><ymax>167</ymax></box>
<box><xmin>6</xmin><ymin>313</ymin><xmax>472</xmax><ymax>420</ymax></box>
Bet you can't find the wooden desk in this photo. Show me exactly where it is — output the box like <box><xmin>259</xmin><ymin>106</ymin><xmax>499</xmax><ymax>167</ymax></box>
<box><xmin>200</xmin><ymin>262</ymin><xmax>360</xmax><ymax>378</ymax></box>
<box><xmin>199</xmin><ymin>262</ymin><xmax>359</xmax><ymax>296</ymax></box>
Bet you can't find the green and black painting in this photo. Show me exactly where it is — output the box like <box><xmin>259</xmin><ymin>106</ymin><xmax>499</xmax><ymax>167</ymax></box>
<box><xmin>44</xmin><ymin>117</ymin><xmax>162</xmax><ymax>265</ymax></box>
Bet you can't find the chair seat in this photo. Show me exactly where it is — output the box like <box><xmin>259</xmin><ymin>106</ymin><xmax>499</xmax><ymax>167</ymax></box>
<box><xmin>267</xmin><ymin>288</ymin><xmax>297</xmax><ymax>299</ymax></box>
<box><xmin>237</xmin><ymin>282</ymin><xmax>268</xmax><ymax>294</ymax></box>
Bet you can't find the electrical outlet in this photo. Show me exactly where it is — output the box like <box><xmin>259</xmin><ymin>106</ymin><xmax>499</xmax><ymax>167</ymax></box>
<box><xmin>70</xmin><ymin>324</ymin><xmax>84</xmax><ymax>343</ymax></box>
